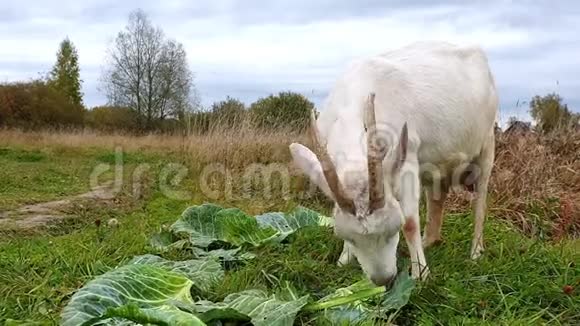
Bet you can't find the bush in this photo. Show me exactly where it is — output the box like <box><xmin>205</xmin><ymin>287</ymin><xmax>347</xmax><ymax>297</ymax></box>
<box><xmin>84</xmin><ymin>105</ymin><xmax>139</xmax><ymax>132</ymax></box>
<box><xmin>249</xmin><ymin>92</ymin><xmax>314</xmax><ymax>132</ymax></box>
<box><xmin>209</xmin><ymin>97</ymin><xmax>247</xmax><ymax>129</ymax></box>
<box><xmin>529</xmin><ymin>93</ymin><xmax>579</xmax><ymax>133</ymax></box>
<box><xmin>0</xmin><ymin>80</ymin><xmax>84</xmax><ymax>129</ymax></box>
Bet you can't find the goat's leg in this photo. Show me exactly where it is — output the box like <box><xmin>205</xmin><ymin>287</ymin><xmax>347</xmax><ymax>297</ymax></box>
<box><xmin>471</xmin><ymin>135</ymin><xmax>495</xmax><ymax>260</ymax></box>
<box><xmin>423</xmin><ymin>187</ymin><xmax>448</xmax><ymax>248</ymax></box>
<box><xmin>403</xmin><ymin>212</ymin><xmax>429</xmax><ymax>280</ymax></box>
<box><xmin>337</xmin><ymin>240</ymin><xmax>356</xmax><ymax>266</ymax></box>
<box><xmin>400</xmin><ymin>163</ymin><xmax>429</xmax><ymax>280</ymax></box>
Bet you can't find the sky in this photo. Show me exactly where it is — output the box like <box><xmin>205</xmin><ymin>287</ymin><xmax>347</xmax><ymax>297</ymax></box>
<box><xmin>1</xmin><ymin>0</ymin><xmax>579</xmax><ymax>125</ymax></box>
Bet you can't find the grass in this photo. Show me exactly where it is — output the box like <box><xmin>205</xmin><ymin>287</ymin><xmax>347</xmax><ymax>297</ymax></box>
<box><xmin>0</xmin><ymin>146</ymin><xmax>94</xmax><ymax>210</ymax></box>
<box><xmin>0</xmin><ymin>144</ymin><xmax>170</xmax><ymax>211</ymax></box>
<box><xmin>0</xmin><ymin>130</ymin><xmax>578</xmax><ymax>325</ymax></box>
<box><xmin>1</xmin><ymin>195</ymin><xmax>577</xmax><ymax>324</ymax></box>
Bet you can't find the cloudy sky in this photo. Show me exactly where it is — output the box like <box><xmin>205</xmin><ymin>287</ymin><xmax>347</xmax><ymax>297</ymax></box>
<box><xmin>1</xmin><ymin>0</ymin><xmax>578</xmax><ymax>124</ymax></box>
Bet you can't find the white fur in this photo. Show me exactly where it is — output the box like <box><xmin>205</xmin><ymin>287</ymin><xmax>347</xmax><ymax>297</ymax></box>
<box><xmin>290</xmin><ymin>41</ymin><xmax>498</xmax><ymax>285</ymax></box>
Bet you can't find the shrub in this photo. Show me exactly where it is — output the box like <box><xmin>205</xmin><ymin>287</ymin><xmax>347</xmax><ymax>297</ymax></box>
<box><xmin>84</xmin><ymin>105</ymin><xmax>139</xmax><ymax>132</ymax></box>
<box><xmin>0</xmin><ymin>80</ymin><xmax>84</xmax><ymax>129</ymax></box>
<box><xmin>529</xmin><ymin>93</ymin><xmax>579</xmax><ymax>133</ymax></box>
<box><xmin>249</xmin><ymin>91</ymin><xmax>314</xmax><ymax>132</ymax></box>
<box><xmin>209</xmin><ymin>97</ymin><xmax>247</xmax><ymax>129</ymax></box>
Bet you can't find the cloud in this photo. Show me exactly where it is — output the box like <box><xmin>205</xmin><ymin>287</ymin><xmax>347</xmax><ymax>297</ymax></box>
<box><xmin>1</xmin><ymin>0</ymin><xmax>578</xmax><ymax>124</ymax></box>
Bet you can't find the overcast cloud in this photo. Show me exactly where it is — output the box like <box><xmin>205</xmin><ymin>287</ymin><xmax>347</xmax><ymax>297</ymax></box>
<box><xmin>1</xmin><ymin>0</ymin><xmax>579</xmax><ymax>124</ymax></box>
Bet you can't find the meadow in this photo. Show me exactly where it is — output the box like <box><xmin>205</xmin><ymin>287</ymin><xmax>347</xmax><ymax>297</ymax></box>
<box><xmin>0</xmin><ymin>127</ymin><xmax>578</xmax><ymax>325</ymax></box>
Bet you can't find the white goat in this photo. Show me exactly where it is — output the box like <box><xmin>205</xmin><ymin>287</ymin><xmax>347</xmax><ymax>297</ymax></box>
<box><xmin>290</xmin><ymin>41</ymin><xmax>498</xmax><ymax>286</ymax></box>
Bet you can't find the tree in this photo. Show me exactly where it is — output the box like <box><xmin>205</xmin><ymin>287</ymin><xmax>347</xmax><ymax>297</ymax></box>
<box><xmin>529</xmin><ymin>93</ymin><xmax>579</xmax><ymax>133</ymax></box>
<box><xmin>249</xmin><ymin>91</ymin><xmax>314</xmax><ymax>132</ymax></box>
<box><xmin>100</xmin><ymin>9</ymin><xmax>198</xmax><ymax>130</ymax></box>
<box><xmin>49</xmin><ymin>37</ymin><xmax>83</xmax><ymax>107</ymax></box>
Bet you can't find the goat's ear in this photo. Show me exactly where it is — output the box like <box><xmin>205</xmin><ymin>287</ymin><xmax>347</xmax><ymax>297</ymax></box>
<box><xmin>392</xmin><ymin>123</ymin><xmax>408</xmax><ymax>175</ymax></box>
<box><xmin>289</xmin><ymin>143</ymin><xmax>335</xmax><ymax>200</ymax></box>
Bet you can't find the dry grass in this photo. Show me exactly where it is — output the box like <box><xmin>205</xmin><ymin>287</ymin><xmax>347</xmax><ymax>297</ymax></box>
<box><xmin>491</xmin><ymin>130</ymin><xmax>580</xmax><ymax>239</ymax></box>
<box><xmin>0</xmin><ymin>127</ymin><xmax>303</xmax><ymax>169</ymax></box>
<box><xmin>1</xmin><ymin>126</ymin><xmax>578</xmax><ymax>239</ymax></box>
<box><xmin>0</xmin><ymin>128</ymin><xmax>185</xmax><ymax>152</ymax></box>
<box><xmin>447</xmin><ymin>130</ymin><xmax>580</xmax><ymax>239</ymax></box>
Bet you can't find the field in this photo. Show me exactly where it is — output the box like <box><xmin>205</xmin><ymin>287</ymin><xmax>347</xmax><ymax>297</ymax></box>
<box><xmin>0</xmin><ymin>128</ymin><xmax>578</xmax><ymax>325</ymax></box>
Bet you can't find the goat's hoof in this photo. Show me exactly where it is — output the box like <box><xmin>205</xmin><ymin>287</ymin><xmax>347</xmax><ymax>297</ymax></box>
<box><xmin>470</xmin><ymin>245</ymin><xmax>484</xmax><ymax>260</ymax></box>
<box><xmin>337</xmin><ymin>258</ymin><xmax>354</xmax><ymax>267</ymax></box>
<box><xmin>411</xmin><ymin>266</ymin><xmax>430</xmax><ymax>281</ymax></box>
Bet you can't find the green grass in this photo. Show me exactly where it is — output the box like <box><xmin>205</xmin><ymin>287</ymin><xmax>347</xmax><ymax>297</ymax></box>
<box><xmin>0</xmin><ymin>147</ymin><xmax>95</xmax><ymax>210</ymax></box>
<box><xmin>0</xmin><ymin>145</ymin><xmax>172</xmax><ymax>211</ymax></box>
<box><xmin>0</xmin><ymin>146</ymin><xmax>578</xmax><ymax>325</ymax></box>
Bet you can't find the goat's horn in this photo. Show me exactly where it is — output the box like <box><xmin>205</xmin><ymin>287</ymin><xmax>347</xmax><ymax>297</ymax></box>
<box><xmin>365</xmin><ymin>93</ymin><xmax>386</xmax><ymax>212</ymax></box>
<box><xmin>309</xmin><ymin>110</ymin><xmax>356</xmax><ymax>214</ymax></box>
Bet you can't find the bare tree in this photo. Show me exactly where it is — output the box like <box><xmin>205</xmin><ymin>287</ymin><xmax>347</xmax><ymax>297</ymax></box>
<box><xmin>100</xmin><ymin>9</ymin><xmax>198</xmax><ymax>129</ymax></box>
<box><xmin>156</xmin><ymin>40</ymin><xmax>195</xmax><ymax>121</ymax></box>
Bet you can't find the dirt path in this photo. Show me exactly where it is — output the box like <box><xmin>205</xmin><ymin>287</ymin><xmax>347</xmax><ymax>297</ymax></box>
<box><xmin>0</xmin><ymin>184</ymin><xmax>116</xmax><ymax>231</ymax></box>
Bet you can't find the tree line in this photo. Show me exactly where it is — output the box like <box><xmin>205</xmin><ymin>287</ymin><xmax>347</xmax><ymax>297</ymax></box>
<box><xmin>0</xmin><ymin>9</ymin><xmax>313</xmax><ymax>134</ymax></box>
<box><xmin>0</xmin><ymin>8</ymin><xmax>577</xmax><ymax>135</ymax></box>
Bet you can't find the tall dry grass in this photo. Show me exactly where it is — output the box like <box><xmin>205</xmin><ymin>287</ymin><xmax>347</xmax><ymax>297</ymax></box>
<box><xmin>491</xmin><ymin>130</ymin><xmax>579</xmax><ymax>239</ymax></box>
<box><xmin>446</xmin><ymin>130</ymin><xmax>580</xmax><ymax>239</ymax></box>
<box><xmin>0</xmin><ymin>126</ymin><xmax>303</xmax><ymax>168</ymax></box>
<box><xmin>1</xmin><ymin>126</ymin><xmax>578</xmax><ymax>239</ymax></box>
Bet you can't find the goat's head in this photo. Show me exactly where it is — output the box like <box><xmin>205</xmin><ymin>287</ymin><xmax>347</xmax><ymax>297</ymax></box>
<box><xmin>289</xmin><ymin>93</ymin><xmax>408</xmax><ymax>287</ymax></box>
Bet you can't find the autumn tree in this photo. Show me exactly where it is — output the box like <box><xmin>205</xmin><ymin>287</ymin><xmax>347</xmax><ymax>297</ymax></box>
<box><xmin>49</xmin><ymin>37</ymin><xmax>83</xmax><ymax>107</ymax></box>
<box><xmin>100</xmin><ymin>9</ymin><xmax>198</xmax><ymax>130</ymax></box>
<box><xmin>0</xmin><ymin>80</ymin><xmax>84</xmax><ymax>129</ymax></box>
